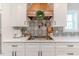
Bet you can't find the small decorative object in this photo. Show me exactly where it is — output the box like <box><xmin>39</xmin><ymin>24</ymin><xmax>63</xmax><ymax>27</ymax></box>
<box><xmin>21</xmin><ymin>27</ymin><xmax>27</xmax><ymax>37</ymax></box>
<box><xmin>36</xmin><ymin>10</ymin><xmax>44</xmax><ymax>20</ymax></box>
<box><xmin>36</xmin><ymin>10</ymin><xmax>45</xmax><ymax>28</ymax></box>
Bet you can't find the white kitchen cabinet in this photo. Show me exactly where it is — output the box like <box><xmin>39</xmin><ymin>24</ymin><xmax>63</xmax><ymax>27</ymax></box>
<box><xmin>56</xmin><ymin>43</ymin><xmax>79</xmax><ymax>56</ymax></box>
<box><xmin>3</xmin><ymin>42</ymin><xmax>79</xmax><ymax>56</ymax></box>
<box><xmin>25</xmin><ymin>43</ymin><xmax>39</xmax><ymax>56</ymax></box>
<box><xmin>10</xmin><ymin>4</ymin><xmax>28</xmax><ymax>27</ymax></box>
<box><xmin>2</xmin><ymin>42</ymin><xmax>55</xmax><ymax>56</ymax></box>
<box><xmin>41</xmin><ymin>43</ymin><xmax>55</xmax><ymax>56</ymax></box>
<box><xmin>25</xmin><ymin>42</ymin><xmax>55</xmax><ymax>56</ymax></box>
<box><xmin>2</xmin><ymin>43</ymin><xmax>12</xmax><ymax>56</ymax></box>
<box><xmin>53</xmin><ymin>3</ymin><xmax>67</xmax><ymax>27</ymax></box>
<box><xmin>2</xmin><ymin>43</ymin><xmax>25</xmax><ymax>56</ymax></box>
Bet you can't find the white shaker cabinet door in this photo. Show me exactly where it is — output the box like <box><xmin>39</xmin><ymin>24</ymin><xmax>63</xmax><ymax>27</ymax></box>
<box><xmin>41</xmin><ymin>43</ymin><xmax>55</xmax><ymax>56</ymax></box>
<box><xmin>13</xmin><ymin>43</ymin><xmax>25</xmax><ymax>56</ymax></box>
<box><xmin>25</xmin><ymin>43</ymin><xmax>39</xmax><ymax>56</ymax></box>
<box><xmin>2</xmin><ymin>43</ymin><xmax>25</xmax><ymax>56</ymax></box>
<box><xmin>2</xmin><ymin>43</ymin><xmax>14</xmax><ymax>56</ymax></box>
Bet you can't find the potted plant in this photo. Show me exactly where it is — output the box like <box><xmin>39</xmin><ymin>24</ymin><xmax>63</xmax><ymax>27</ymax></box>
<box><xmin>36</xmin><ymin>10</ymin><xmax>44</xmax><ymax>21</ymax></box>
<box><xmin>36</xmin><ymin>10</ymin><xmax>44</xmax><ymax>27</ymax></box>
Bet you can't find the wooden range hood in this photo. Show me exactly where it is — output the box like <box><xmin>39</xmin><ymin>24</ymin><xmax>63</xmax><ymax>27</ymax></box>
<box><xmin>27</xmin><ymin>3</ymin><xmax>53</xmax><ymax>20</ymax></box>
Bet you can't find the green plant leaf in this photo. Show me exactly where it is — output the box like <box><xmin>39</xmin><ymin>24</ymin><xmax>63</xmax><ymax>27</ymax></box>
<box><xmin>36</xmin><ymin>10</ymin><xmax>44</xmax><ymax>20</ymax></box>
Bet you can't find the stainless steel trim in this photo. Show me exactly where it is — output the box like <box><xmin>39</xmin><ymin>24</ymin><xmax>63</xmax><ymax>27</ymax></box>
<box><xmin>67</xmin><ymin>53</ymin><xmax>74</xmax><ymax>55</ymax></box>
<box><xmin>15</xmin><ymin>51</ymin><xmax>17</xmax><ymax>56</ymax></box>
<box><xmin>12</xmin><ymin>45</ymin><xmax>18</xmax><ymax>47</ymax></box>
<box><xmin>12</xmin><ymin>51</ymin><xmax>17</xmax><ymax>56</ymax></box>
<box><xmin>12</xmin><ymin>51</ymin><xmax>14</xmax><ymax>56</ymax></box>
<box><xmin>40</xmin><ymin>51</ymin><xmax>42</xmax><ymax>56</ymax></box>
<box><xmin>38</xmin><ymin>51</ymin><xmax>40</xmax><ymax>56</ymax></box>
<box><xmin>38</xmin><ymin>51</ymin><xmax>42</xmax><ymax>56</ymax></box>
<box><xmin>67</xmin><ymin>45</ymin><xmax>74</xmax><ymax>47</ymax></box>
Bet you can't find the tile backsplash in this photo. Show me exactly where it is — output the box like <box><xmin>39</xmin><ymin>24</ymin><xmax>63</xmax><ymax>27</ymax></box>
<box><xmin>53</xmin><ymin>26</ymin><xmax>63</xmax><ymax>33</ymax></box>
<box><xmin>53</xmin><ymin>27</ymin><xmax>79</xmax><ymax>36</ymax></box>
<box><xmin>12</xmin><ymin>26</ymin><xmax>79</xmax><ymax>37</ymax></box>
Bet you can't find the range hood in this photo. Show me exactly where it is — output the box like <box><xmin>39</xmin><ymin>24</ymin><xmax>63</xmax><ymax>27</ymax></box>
<box><xmin>27</xmin><ymin>3</ymin><xmax>53</xmax><ymax>20</ymax></box>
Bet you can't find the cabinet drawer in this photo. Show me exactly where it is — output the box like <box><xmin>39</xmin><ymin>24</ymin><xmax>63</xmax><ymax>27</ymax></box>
<box><xmin>3</xmin><ymin>43</ymin><xmax>25</xmax><ymax>48</ymax></box>
<box><xmin>3</xmin><ymin>43</ymin><xmax>25</xmax><ymax>52</ymax></box>
<box><xmin>41</xmin><ymin>43</ymin><xmax>55</xmax><ymax>47</ymax></box>
<box><xmin>56</xmin><ymin>48</ymin><xmax>79</xmax><ymax>52</ymax></box>
<box><xmin>56</xmin><ymin>43</ymin><xmax>79</xmax><ymax>48</ymax></box>
<box><xmin>41</xmin><ymin>43</ymin><xmax>55</xmax><ymax>45</ymax></box>
<box><xmin>56</xmin><ymin>43</ymin><xmax>79</xmax><ymax>56</ymax></box>
<box><xmin>56</xmin><ymin>51</ymin><xmax>79</xmax><ymax>56</ymax></box>
<box><xmin>25</xmin><ymin>43</ymin><xmax>39</xmax><ymax>46</ymax></box>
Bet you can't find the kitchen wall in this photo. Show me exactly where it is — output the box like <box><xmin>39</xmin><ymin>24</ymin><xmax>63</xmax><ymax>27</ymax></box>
<box><xmin>53</xmin><ymin>3</ymin><xmax>79</xmax><ymax>37</ymax></box>
<box><xmin>1</xmin><ymin>3</ymin><xmax>68</xmax><ymax>41</ymax></box>
<box><xmin>53</xmin><ymin>3</ymin><xmax>79</xmax><ymax>32</ymax></box>
<box><xmin>68</xmin><ymin>3</ymin><xmax>79</xmax><ymax>31</ymax></box>
<box><xmin>0</xmin><ymin>4</ymin><xmax>1</xmax><ymax>54</ymax></box>
<box><xmin>2</xmin><ymin>4</ymin><xmax>14</xmax><ymax>40</ymax></box>
<box><xmin>0</xmin><ymin>14</ymin><xmax>1</xmax><ymax>54</ymax></box>
<box><xmin>2</xmin><ymin>4</ymin><xmax>27</xmax><ymax>41</ymax></box>
<box><xmin>53</xmin><ymin>3</ymin><xmax>67</xmax><ymax>27</ymax></box>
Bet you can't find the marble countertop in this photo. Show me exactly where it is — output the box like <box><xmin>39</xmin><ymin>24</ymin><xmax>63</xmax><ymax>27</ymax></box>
<box><xmin>2</xmin><ymin>35</ymin><xmax>79</xmax><ymax>43</ymax></box>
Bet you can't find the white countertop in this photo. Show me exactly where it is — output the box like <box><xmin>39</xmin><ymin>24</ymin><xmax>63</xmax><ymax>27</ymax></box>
<box><xmin>53</xmin><ymin>36</ymin><xmax>79</xmax><ymax>42</ymax></box>
<box><xmin>2</xmin><ymin>35</ymin><xmax>79</xmax><ymax>43</ymax></box>
<box><xmin>2</xmin><ymin>36</ymin><xmax>54</xmax><ymax>43</ymax></box>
